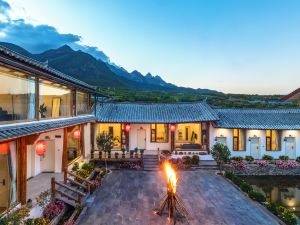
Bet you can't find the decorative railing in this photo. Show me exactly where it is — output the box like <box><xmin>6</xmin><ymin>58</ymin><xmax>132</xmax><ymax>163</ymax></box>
<box><xmin>91</xmin><ymin>149</ymin><xmax>144</xmax><ymax>160</ymax></box>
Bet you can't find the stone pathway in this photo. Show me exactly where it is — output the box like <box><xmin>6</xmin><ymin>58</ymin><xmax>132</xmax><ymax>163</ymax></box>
<box><xmin>79</xmin><ymin>170</ymin><xmax>279</xmax><ymax>225</ymax></box>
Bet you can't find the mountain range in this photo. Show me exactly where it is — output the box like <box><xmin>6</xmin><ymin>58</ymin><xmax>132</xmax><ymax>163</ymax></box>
<box><xmin>0</xmin><ymin>42</ymin><xmax>218</xmax><ymax>94</ymax></box>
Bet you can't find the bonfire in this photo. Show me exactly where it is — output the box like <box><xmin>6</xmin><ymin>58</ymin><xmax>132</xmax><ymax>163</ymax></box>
<box><xmin>155</xmin><ymin>161</ymin><xmax>189</xmax><ymax>224</ymax></box>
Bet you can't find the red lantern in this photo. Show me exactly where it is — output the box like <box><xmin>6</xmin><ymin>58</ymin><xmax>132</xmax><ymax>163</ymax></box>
<box><xmin>73</xmin><ymin>129</ymin><xmax>81</xmax><ymax>139</ymax></box>
<box><xmin>36</xmin><ymin>140</ymin><xmax>46</xmax><ymax>156</ymax></box>
<box><xmin>0</xmin><ymin>143</ymin><xmax>9</xmax><ymax>155</ymax></box>
<box><xmin>170</xmin><ymin>124</ymin><xmax>176</xmax><ymax>132</ymax></box>
<box><xmin>125</xmin><ymin>124</ymin><xmax>131</xmax><ymax>132</ymax></box>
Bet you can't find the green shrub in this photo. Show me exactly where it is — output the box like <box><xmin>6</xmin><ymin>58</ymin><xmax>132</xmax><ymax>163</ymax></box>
<box><xmin>77</xmin><ymin>169</ymin><xmax>90</xmax><ymax>179</ymax></box>
<box><xmin>296</xmin><ymin>156</ymin><xmax>300</xmax><ymax>163</ymax></box>
<box><xmin>182</xmin><ymin>156</ymin><xmax>192</xmax><ymax>165</ymax></box>
<box><xmin>266</xmin><ymin>202</ymin><xmax>297</xmax><ymax>225</ymax></box>
<box><xmin>248</xmin><ymin>190</ymin><xmax>266</xmax><ymax>203</ymax></box>
<box><xmin>240</xmin><ymin>182</ymin><xmax>253</xmax><ymax>193</ymax></box>
<box><xmin>71</xmin><ymin>162</ymin><xmax>79</xmax><ymax>172</ymax></box>
<box><xmin>224</xmin><ymin>171</ymin><xmax>234</xmax><ymax>180</ymax></box>
<box><xmin>279</xmin><ymin>155</ymin><xmax>289</xmax><ymax>160</ymax></box>
<box><xmin>211</xmin><ymin>143</ymin><xmax>231</xmax><ymax>172</ymax></box>
<box><xmin>230</xmin><ymin>156</ymin><xmax>243</xmax><ymax>161</ymax></box>
<box><xmin>232</xmin><ymin>176</ymin><xmax>244</xmax><ymax>186</ymax></box>
<box><xmin>191</xmin><ymin>155</ymin><xmax>200</xmax><ymax>165</ymax></box>
<box><xmin>81</xmin><ymin>162</ymin><xmax>94</xmax><ymax>173</ymax></box>
<box><xmin>245</xmin><ymin>155</ymin><xmax>254</xmax><ymax>162</ymax></box>
<box><xmin>262</xmin><ymin>155</ymin><xmax>274</xmax><ymax>160</ymax></box>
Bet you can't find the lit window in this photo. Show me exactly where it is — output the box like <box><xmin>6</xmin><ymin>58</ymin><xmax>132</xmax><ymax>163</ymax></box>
<box><xmin>76</xmin><ymin>91</ymin><xmax>89</xmax><ymax>115</ymax></box>
<box><xmin>67</xmin><ymin>126</ymin><xmax>82</xmax><ymax>163</ymax></box>
<box><xmin>97</xmin><ymin>123</ymin><xmax>121</xmax><ymax>150</ymax></box>
<box><xmin>266</xmin><ymin>130</ymin><xmax>282</xmax><ymax>151</ymax></box>
<box><xmin>233</xmin><ymin>129</ymin><xmax>245</xmax><ymax>151</ymax></box>
<box><xmin>151</xmin><ymin>124</ymin><xmax>168</xmax><ymax>143</ymax></box>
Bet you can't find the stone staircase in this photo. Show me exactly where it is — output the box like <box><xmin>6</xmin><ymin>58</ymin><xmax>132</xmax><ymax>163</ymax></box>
<box><xmin>51</xmin><ymin>171</ymin><xmax>94</xmax><ymax>207</ymax></box>
<box><xmin>194</xmin><ymin>160</ymin><xmax>218</xmax><ymax>170</ymax></box>
<box><xmin>143</xmin><ymin>155</ymin><xmax>160</xmax><ymax>171</ymax></box>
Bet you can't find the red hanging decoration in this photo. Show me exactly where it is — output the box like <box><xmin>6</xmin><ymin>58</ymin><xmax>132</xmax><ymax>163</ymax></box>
<box><xmin>73</xmin><ymin>129</ymin><xmax>81</xmax><ymax>139</ymax></box>
<box><xmin>0</xmin><ymin>143</ymin><xmax>9</xmax><ymax>155</ymax></box>
<box><xmin>125</xmin><ymin>124</ymin><xmax>131</xmax><ymax>132</ymax></box>
<box><xmin>170</xmin><ymin>124</ymin><xmax>176</xmax><ymax>132</ymax></box>
<box><xmin>36</xmin><ymin>140</ymin><xmax>46</xmax><ymax>155</ymax></box>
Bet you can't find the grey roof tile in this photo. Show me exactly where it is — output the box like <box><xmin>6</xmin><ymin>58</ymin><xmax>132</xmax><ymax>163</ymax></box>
<box><xmin>214</xmin><ymin>108</ymin><xmax>300</xmax><ymax>130</ymax></box>
<box><xmin>0</xmin><ymin>115</ymin><xmax>95</xmax><ymax>141</ymax></box>
<box><xmin>95</xmin><ymin>102</ymin><xmax>219</xmax><ymax>123</ymax></box>
<box><xmin>0</xmin><ymin>45</ymin><xmax>96</xmax><ymax>92</ymax></box>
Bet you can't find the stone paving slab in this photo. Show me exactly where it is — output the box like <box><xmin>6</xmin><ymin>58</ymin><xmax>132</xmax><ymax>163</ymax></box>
<box><xmin>79</xmin><ymin>170</ymin><xmax>279</xmax><ymax>225</ymax></box>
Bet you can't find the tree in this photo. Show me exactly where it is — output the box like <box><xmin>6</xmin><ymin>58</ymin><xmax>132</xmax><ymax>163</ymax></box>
<box><xmin>211</xmin><ymin>143</ymin><xmax>231</xmax><ymax>173</ymax></box>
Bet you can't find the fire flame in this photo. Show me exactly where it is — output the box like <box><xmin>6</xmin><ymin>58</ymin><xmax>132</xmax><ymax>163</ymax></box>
<box><xmin>164</xmin><ymin>161</ymin><xmax>177</xmax><ymax>194</ymax></box>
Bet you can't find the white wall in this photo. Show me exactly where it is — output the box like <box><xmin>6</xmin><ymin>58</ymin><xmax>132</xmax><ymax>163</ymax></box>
<box><xmin>129</xmin><ymin>124</ymin><xmax>171</xmax><ymax>151</ymax></box>
<box><xmin>209</xmin><ymin>126</ymin><xmax>300</xmax><ymax>159</ymax></box>
<box><xmin>84</xmin><ymin>123</ymin><xmax>91</xmax><ymax>158</ymax></box>
<box><xmin>26</xmin><ymin>129</ymin><xmax>64</xmax><ymax>178</ymax></box>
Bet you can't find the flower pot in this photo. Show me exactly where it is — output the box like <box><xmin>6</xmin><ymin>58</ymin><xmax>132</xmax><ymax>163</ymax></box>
<box><xmin>108</xmin><ymin>152</ymin><xmax>111</xmax><ymax>158</ymax></box>
<box><xmin>115</xmin><ymin>152</ymin><xmax>119</xmax><ymax>159</ymax></box>
<box><xmin>130</xmin><ymin>151</ymin><xmax>134</xmax><ymax>159</ymax></box>
<box><xmin>99</xmin><ymin>151</ymin><xmax>102</xmax><ymax>159</ymax></box>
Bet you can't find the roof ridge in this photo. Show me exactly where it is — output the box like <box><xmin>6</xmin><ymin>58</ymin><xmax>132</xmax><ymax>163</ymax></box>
<box><xmin>0</xmin><ymin>44</ymin><xmax>96</xmax><ymax>91</ymax></box>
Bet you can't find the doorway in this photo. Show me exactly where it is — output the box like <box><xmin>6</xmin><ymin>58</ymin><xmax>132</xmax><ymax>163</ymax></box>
<box><xmin>40</xmin><ymin>140</ymin><xmax>55</xmax><ymax>172</ymax></box>
<box><xmin>250</xmin><ymin>137</ymin><xmax>260</xmax><ymax>159</ymax></box>
<box><xmin>137</xmin><ymin>129</ymin><xmax>146</xmax><ymax>150</ymax></box>
<box><xmin>285</xmin><ymin>137</ymin><xmax>296</xmax><ymax>159</ymax></box>
<box><xmin>0</xmin><ymin>155</ymin><xmax>9</xmax><ymax>213</ymax></box>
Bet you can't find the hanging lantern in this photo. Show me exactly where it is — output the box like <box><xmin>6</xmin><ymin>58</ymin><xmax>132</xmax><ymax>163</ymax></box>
<box><xmin>170</xmin><ymin>124</ymin><xmax>176</xmax><ymax>132</ymax></box>
<box><xmin>125</xmin><ymin>124</ymin><xmax>131</xmax><ymax>132</ymax></box>
<box><xmin>73</xmin><ymin>129</ymin><xmax>81</xmax><ymax>139</ymax></box>
<box><xmin>36</xmin><ymin>140</ymin><xmax>46</xmax><ymax>156</ymax></box>
<box><xmin>0</xmin><ymin>143</ymin><xmax>9</xmax><ymax>155</ymax></box>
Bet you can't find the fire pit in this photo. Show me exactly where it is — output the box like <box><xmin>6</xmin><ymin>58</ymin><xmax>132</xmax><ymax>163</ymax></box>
<box><xmin>155</xmin><ymin>162</ymin><xmax>189</xmax><ymax>224</ymax></box>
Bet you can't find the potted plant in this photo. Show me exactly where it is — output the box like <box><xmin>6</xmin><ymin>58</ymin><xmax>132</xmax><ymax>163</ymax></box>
<box><xmin>115</xmin><ymin>152</ymin><xmax>119</xmax><ymax>159</ymax></box>
<box><xmin>121</xmin><ymin>148</ymin><xmax>126</xmax><ymax>159</ymax></box>
<box><xmin>134</xmin><ymin>147</ymin><xmax>139</xmax><ymax>158</ymax></box>
<box><xmin>130</xmin><ymin>150</ymin><xmax>134</xmax><ymax>159</ymax></box>
<box><xmin>107</xmin><ymin>149</ymin><xmax>111</xmax><ymax>158</ymax></box>
<box><xmin>140</xmin><ymin>149</ymin><xmax>144</xmax><ymax>157</ymax></box>
<box><xmin>39</xmin><ymin>103</ymin><xmax>47</xmax><ymax>118</ymax></box>
<box><xmin>99</xmin><ymin>150</ymin><xmax>103</xmax><ymax>159</ymax></box>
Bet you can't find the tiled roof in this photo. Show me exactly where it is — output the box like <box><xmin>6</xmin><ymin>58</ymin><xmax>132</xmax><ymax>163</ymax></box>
<box><xmin>95</xmin><ymin>102</ymin><xmax>219</xmax><ymax>123</ymax></box>
<box><xmin>0</xmin><ymin>45</ymin><xmax>96</xmax><ymax>92</ymax></box>
<box><xmin>214</xmin><ymin>108</ymin><xmax>300</xmax><ymax>130</ymax></box>
<box><xmin>0</xmin><ymin>115</ymin><xmax>95</xmax><ymax>142</ymax></box>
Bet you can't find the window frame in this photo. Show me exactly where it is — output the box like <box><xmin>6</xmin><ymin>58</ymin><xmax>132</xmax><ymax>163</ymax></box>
<box><xmin>266</xmin><ymin>130</ymin><xmax>282</xmax><ymax>151</ymax></box>
<box><xmin>233</xmin><ymin>129</ymin><xmax>246</xmax><ymax>151</ymax></box>
<box><xmin>150</xmin><ymin>124</ymin><xmax>169</xmax><ymax>143</ymax></box>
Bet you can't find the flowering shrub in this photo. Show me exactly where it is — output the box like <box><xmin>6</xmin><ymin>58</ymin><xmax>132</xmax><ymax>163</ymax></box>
<box><xmin>276</xmin><ymin>160</ymin><xmax>299</xmax><ymax>169</ymax></box>
<box><xmin>169</xmin><ymin>158</ymin><xmax>186</xmax><ymax>170</ymax></box>
<box><xmin>91</xmin><ymin>179</ymin><xmax>101</xmax><ymax>188</ymax></box>
<box><xmin>255</xmin><ymin>160</ymin><xmax>269</xmax><ymax>166</ymax></box>
<box><xmin>231</xmin><ymin>160</ymin><xmax>246</xmax><ymax>171</ymax></box>
<box><xmin>63</xmin><ymin>220</ymin><xmax>75</xmax><ymax>225</ymax></box>
<box><xmin>132</xmin><ymin>165</ymin><xmax>142</xmax><ymax>170</ymax></box>
<box><xmin>43</xmin><ymin>200</ymin><xmax>65</xmax><ymax>220</ymax></box>
<box><xmin>25</xmin><ymin>218</ymin><xmax>48</xmax><ymax>225</ymax></box>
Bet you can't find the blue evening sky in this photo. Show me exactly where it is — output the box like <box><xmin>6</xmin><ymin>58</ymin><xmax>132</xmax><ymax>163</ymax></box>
<box><xmin>4</xmin><ymin>0</ymin><xmax>300</xmax><ymax>94</ymax></box>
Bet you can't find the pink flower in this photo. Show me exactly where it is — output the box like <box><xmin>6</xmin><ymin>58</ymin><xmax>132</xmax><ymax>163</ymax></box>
<box><xmin>276</xmin><ymin>160</ymin><xmax>299</xmax><ymax>169</ymax></box>
<box><xmin>255</xmin><ymin>160</ymin><xmax>269</xmax><ymax>166</ymax></box>
<box><xmin>231</xmin><ymin>160</ymin><xmax>246</xmax><ymax>170</ymax></box>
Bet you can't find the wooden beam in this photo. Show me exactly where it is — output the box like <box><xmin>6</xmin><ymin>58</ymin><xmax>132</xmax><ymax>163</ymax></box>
<box><xmin>17</xmin><ymin>137</ymin><xmax>27</xmax><ymax>205</ymax></box>
<box><xmin>62</xmin><ymin>128</ymin><xmax>68</xmax><ymax>172</ymax></box>
<box><xmin>35</xmin><ymin>78</ymin><xmax>39</xmax><ymax>120</ymax></box>
<box><xmin>25</xmin><ymin>134</ymin><xmax>39</xmax><ymax>145</ymax></box>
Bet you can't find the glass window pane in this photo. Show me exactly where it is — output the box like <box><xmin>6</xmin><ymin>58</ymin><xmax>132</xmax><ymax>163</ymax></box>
<box><xmin>97</xmin><ymin>123</ymin><xmax>121</xmax><ymax>150</ymax></box>
<box><xmin>39</xmin><ymin>80</ymin><xmax>71</xmax><ymax>119</ymax></box>
<box><xmin>156</xmin><ymin>124</ymin><xmax>168</xmax><ymax>142</ymax></box>
<box><xmin>76</xmin><ymin>91</ymin><xmax>89</xmax><ymax>115</ymax></box>
<box><xmin>0</xmin><ymin>141</ymin><xmax>17</xmax><ymax>214</ymax></box>
<box><xmin>67</xmin><ymin>126</ymin><xmax>82</xmax><ymax>163</ymax></box>
<box><xmin>0</xmin><ymin>70</ymin><xmax>35</xmax><ymax>122</ymax></box>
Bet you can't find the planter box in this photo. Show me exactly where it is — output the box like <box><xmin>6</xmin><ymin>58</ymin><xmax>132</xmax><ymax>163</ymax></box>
<box><xmin>48</xmin><ymin>207</ymin><xmax>67</xmax><ymax>225</ymax></box>
<box><xmin>224</xmin><ymin>163</ymin><xmax>300</xmax><ymax>176</ymax></box>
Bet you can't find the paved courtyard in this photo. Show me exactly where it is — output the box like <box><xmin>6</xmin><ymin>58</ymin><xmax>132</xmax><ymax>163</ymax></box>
<box><xmin>79</xmin><ymin>170</ymin><xmax>279</xmax><ymax>225</ymax></box>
